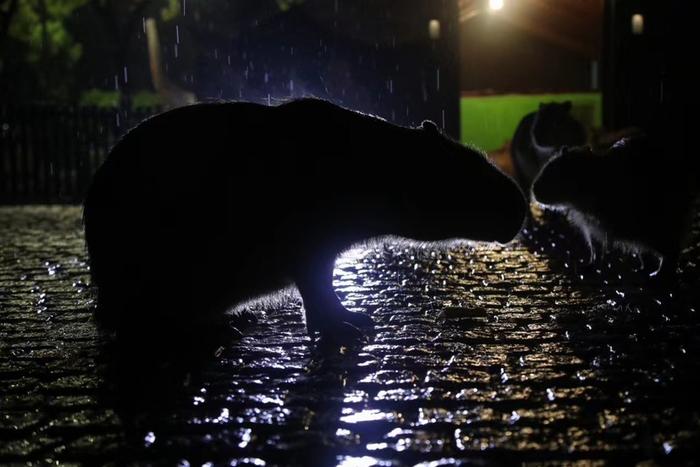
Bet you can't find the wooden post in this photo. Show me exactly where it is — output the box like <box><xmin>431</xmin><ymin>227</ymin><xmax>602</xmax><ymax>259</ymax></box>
<box><xmin>0</xmin><ymin>105</ymin><xmax>7</xmax><ymax>200</ymax></box>
<box><xmin>8</xmin><ymin>106</ymin><xmax>18</xmax><ymax>201</ymax></box>
<box><xmin>19</xmin><ymin>107</ymin><xmax>31</xmax><ymax>202</ymax></box>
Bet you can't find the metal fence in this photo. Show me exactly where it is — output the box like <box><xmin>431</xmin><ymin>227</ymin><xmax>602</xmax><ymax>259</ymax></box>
<box><xmin>0</xmin><ymin>106</ymin><xmax>158</xmax><ymax>204</ymax></box>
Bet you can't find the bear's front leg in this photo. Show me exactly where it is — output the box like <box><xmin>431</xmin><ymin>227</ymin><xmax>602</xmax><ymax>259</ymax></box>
<box><xmin>294</xmin><ymin>254</ymin><xmax>374</xmax><ymax>342</ymax></box>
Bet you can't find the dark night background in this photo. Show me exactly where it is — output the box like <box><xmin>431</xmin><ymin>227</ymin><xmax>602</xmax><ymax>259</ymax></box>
<box><xmin>0</xmin><ymin>0</ymin><xmax>691</xmax><ymax>203</ymax></box>
<box><xmin>1</xmin><ymin>0</ymin><xmax>460</xmax><ymax>136</ymax></box>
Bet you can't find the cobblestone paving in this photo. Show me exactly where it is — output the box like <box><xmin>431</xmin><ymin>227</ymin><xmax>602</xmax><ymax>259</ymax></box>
<box><xmin>2</xmin><ymin>205</ymin><xmax>700</xmax><ymax>466</ymax></box>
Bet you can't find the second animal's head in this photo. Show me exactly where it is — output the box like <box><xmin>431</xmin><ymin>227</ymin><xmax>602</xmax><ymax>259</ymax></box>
<box><xmin>532</xmin><ymin>145</ymin><xmax>595</xmax><ymax>208</ymax></box>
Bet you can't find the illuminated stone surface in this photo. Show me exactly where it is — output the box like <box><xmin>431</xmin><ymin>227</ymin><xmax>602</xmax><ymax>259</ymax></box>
<box><xmin>1</xmin><ymin>205</ymin><xmax>699</xmax><ymax>465</ymax></box>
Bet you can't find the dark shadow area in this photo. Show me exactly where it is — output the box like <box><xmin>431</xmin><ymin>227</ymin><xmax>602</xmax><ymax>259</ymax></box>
<box><xmin>97</xmin><ymin>296</ymin><xmax>374</xmax><ymax>465</ymax></box>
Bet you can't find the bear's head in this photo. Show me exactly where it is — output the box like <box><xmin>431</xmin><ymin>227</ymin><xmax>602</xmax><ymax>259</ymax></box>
<box><xmin>532</xmin><ymin>145</ymin><xmax>594</xmax><ymax>208</ymax></box>
<box><xmin>397</xmin><ymin>120</ymin><xmax>527</xmax><ymax>244</ymax></box>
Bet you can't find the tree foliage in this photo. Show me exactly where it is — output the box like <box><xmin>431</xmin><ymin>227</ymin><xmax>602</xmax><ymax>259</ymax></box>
<box><xmin>1</xmin><ymin>0</ymin><xmax>88</xmax><ymax>101</ymax></box>
<box><xmin>0</xmin><ymin>0</ymin><xmax>306</xmax><ymax>104</ymax></box>
<box><xmin>9</xmin><ymin>0</ymin><xmax>86</xmax><ymax>65</ymax></box>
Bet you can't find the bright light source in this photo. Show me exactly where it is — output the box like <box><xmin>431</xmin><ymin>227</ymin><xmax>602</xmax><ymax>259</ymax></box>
<box><xmin>489</xmin><ymin>0</ymin><xmax>504</xmax><ymax>11</ymax></box>
<box><xmin>631</xmin><ymin>14</ymin><xmax>644</xmax><ymax>35</ymax></box>
<box><xmin>428</xmin><ymin>19</ymin><xmax>441</xmax><ymax>40</ymax></box>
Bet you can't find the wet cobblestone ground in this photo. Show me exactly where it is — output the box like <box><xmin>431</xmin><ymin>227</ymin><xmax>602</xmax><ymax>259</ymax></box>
<box><xmin>2</xmin><ymin>205</ymin><xmax>700</xmax><ymax>466</ymax></box>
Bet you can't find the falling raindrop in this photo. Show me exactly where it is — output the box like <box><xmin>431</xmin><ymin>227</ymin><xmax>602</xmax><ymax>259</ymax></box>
<box><xmin>144</xmin><ymin>431</ymin><xmax>156</xmax><ymax>447</ymax></box>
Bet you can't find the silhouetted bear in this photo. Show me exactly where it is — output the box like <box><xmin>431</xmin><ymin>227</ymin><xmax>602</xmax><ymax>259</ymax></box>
<box><xmin>532</xmin><ymin>135</ymin><xmax>694</xmax><ymax>277</ymax></box>
<box><xmin>84</xmin><ymin>98</ymin><xmax>526</xmax><ymax>343</ymax></box>
<box><xmin>511</xmin><ymin>101</ymin><xmax>587</xmax><ymax>195</ymax></box>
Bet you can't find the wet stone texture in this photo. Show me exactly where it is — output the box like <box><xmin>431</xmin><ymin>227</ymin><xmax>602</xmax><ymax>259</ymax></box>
<box><xmin>2</xmin><ymin>205</ymin><xmax>700</xmax><ymax>466</ymax></box>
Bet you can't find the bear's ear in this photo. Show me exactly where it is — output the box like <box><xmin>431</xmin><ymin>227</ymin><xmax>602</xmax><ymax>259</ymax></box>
<box><xmin>562</xmin><ymin>101</ymin><xmax>573</xmax><ymax>111</ymax></box>
<box><xmin>421</xmin><ymin>120</ymin><xmax>440</xmax><ymax>135</ymax></box>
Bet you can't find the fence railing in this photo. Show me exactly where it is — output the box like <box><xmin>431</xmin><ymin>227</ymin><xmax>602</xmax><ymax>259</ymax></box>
<box><xmin>0</xmin><ymin>105</ymin><xmax>159</xmax><ymax>204</ymax></box>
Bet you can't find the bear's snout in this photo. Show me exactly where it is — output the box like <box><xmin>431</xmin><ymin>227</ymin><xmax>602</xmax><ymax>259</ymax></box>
<box><xmin>496</xmin><ymin>178</ymin><xmax>528</xmax><ymax>243</ymax></box>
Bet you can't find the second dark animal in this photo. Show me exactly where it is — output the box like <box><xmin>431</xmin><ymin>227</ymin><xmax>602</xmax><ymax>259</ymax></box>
<box><xmin>511</xmin><ymin>101</ymin><xmax>587</xmax><ymax>195</ymax></box>
<box><xmin>533</xmin><ymin>134</ymin><xmax>695</xmax><ymax>277</ymax></box>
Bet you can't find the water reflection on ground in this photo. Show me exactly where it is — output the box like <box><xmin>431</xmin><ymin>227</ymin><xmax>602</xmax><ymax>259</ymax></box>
<box><xmin>1</xmin><ymin>206</ymin><xmax>699</xmax><ymax>465</ymax></box>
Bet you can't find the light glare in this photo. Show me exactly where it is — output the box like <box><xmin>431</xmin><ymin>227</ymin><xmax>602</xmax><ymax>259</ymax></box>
<box><xmin>428</xmin><ymin>19</ymin><xmax>441</xmax><ymax>40</ymax></box>
<box><xmin>489</xmin><ymin>0</ymin><xmax>504</xmax><ymax>11</ymax></box>
<box><xmin>631</xmin><ymin>14</ymin><xmax>644</xmax><ymax>35</ymax></box>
